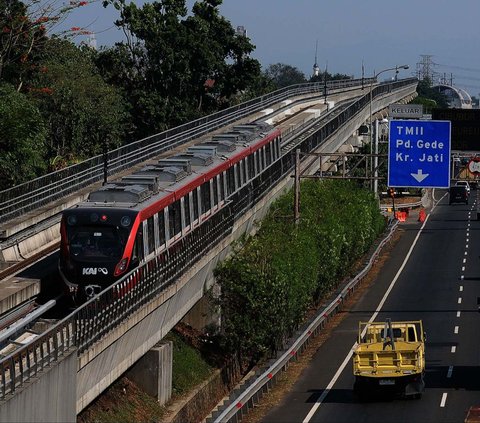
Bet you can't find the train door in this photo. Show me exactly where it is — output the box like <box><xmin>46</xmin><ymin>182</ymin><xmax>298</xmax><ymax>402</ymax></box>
<box><xmin>233</xmin><ymin>163</ymin><xmax>240</xmax><ymax>190</ymax></box>
<box><xmin>181</xmin><ymin>195</ymin><xmax>192</xmax><ymax>236</ymax></box>
<box><xmin>167</xmin><ymin>199</ymin><xmax>182</xmax><ymax>244</ymax></box>
<box><xmin>200</xmin><ymin>181</ymin><xmax>212</xmax><ymax>222</ymax></box>
<box><xmin>191</xmin><ymin>190</ymin><xmax>199</xmax><ymax>229</ymax></box>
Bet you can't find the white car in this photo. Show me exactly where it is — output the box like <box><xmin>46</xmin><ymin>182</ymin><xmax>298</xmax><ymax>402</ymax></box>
<box><xmin>455</xmin><ymin>181</ymin><xmax>471</xmax><ymax>195</ymax></box>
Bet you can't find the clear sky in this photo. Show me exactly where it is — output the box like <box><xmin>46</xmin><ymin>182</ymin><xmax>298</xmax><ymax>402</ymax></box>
<box><xmin>62</xmin><ymin>0</ymin><xmax>480</xmax><ymax>96</ymax></box>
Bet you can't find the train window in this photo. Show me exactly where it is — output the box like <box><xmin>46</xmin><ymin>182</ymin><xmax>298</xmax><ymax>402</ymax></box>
<box><xmin>255</xmin><ymin>151</ymin><xmax>260</xmax><ymax>173</ymax></box>
<box><xmin>212</xmin><ymin>177</ymin><xmax>218</xmax><ymax>206</ymax></box>
<box><xmin>200</xmin><ymin>183</ymin><xmax>211</xmax><ymax>214</ymax></box>
<box><xmin>227</xmin><ymin>167</ymin><xmax>235</xmax><ymax>194</ymax></box>
<box><xmin>67</xmin><ymin>226</ymin><xmax>127</xmax><ymax>260</ymax></box>
<box><xmin>146</xmin><ymin>217</ymin><xmax>155</xmax><ymax>255</ymax></box>
<box><xmin>156</xmin><ymin>210</ymin><xmax>166</xmax><ymax>246</ymax></box>
<box><xmin>183</xmin><ymin>195</ymin><xmax>191</xmax><ymax>227</ymax></box>
<box><xmin>132</xmin><ymin>225</ymin><xmax>144</xmax><ymax>263</ymax></box>
<box><xmin>169</xmin><ymin>200</ymin><xmax>182</xmax><ymax>238</ymax></box>
<box><xmin>262</xmin><ymin>148</ymin><xmax>266</xmax><ymax>169</ymax></box>
<box><xmin>247</xmin><ymin>155</ymin><xmax>255</xmax><ymax>179</ymax></box>
<box><xmin>192</xmin><ymin>188</ymin><xmax>199</xmax><ymax>221</ymax></box>
<box><xmin>265</xmin><ymin>143</ymin><xmax>272</xmax><ymax>166</ymax></box>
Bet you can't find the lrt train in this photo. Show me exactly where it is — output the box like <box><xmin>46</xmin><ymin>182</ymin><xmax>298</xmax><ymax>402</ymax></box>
<box><xmin>59</xmin><ymin>122</ymin><xmax>282</xmax><ymax>302</ymax></box>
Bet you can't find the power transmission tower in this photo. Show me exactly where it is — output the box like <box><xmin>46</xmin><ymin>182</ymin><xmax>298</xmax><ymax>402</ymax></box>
<box><xmin>416</xmin><ymin>55</ymin><xmax>439</xmax><ymax>83</ymax></box>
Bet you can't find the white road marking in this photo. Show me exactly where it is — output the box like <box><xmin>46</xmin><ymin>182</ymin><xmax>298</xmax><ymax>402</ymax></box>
<box><xmin>454</xmin><ymin>326</ymin><xmax>459</xmax><ymax>334</ymax></box>
<box><xmin>460</xmin><ymin>286</ymin><xmax>463</xmax><ymax>292</ymax></box>
<box><xmin>302</xmin><ymin>212</ymin><xmax>431</xmax><ymax>422</ymax></box>
<box><xmin>451</xmin><ymin>346</ymin><xmax>457</xmax><ymax>353</ymax></box>
<box><xmin>457</xmin><ymin>311</ymin><xmax>461</xmax><ymax>317</ymax></box>
<box><xmin>458</xmin><ymin>298</ymin><xmax>462</xmax><ymax>304</ymax></box>
<box><xmin>447</xmin><ymin>366</ymin><xmax>453</xmax><ymax>378</ymax></box>
<box><xmin>440</xmin><ymin>393</ymin><xmax>448</xmax><ymax>407</ymax></box>
<box><xmin>464</xmin><ymin>251</ymin><xmax>468</xmax><ymax>256</ymax></box>
<box><xmin>461</xmin><ymin>275</ymin><xmax>464</xmax><ymax>280</ymax></box>
<box><xmin>462</xmin><ymin>266</ymin><xmax>465</xmax><ymax>272</ymax></box>
<box><xmin>467</xmin><ymin>238</ymin><xmax>469</xmax><ymax>242</ymax></box>
<box><xmin>466</xmin><ymin>244</ymin><xmax>469</xmax><ymax>249</ymax></box>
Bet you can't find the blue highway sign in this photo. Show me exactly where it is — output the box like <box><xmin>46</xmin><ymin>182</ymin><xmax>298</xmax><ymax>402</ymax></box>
<box><xmin>388</xmin><ymin>120</ymin><xmax>451</xmax><ymax>188</ymax></box>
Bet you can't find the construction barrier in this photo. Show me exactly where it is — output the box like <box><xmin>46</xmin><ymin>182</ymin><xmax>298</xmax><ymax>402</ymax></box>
<box><xmin>395</xmin><ymin>211</ymin><xmax>407</xmax><ymax>222</ymax></box>
<box><xmin>418</xmin><ymin>208</ymin><xmax>426</xmax><ymax>222</ymax></box>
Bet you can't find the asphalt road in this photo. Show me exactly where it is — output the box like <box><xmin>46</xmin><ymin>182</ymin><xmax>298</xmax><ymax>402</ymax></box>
<box><xmin>262</xmin><ymin>190</ymin><xmax>480</xmax><ymax>423</ymax></box>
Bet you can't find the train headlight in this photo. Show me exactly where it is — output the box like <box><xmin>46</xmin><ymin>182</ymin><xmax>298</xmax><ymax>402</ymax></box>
<box><xmin>114</xmin><ymin>258</ymin><xmax>129</xmax><ymax>276</ymax></box>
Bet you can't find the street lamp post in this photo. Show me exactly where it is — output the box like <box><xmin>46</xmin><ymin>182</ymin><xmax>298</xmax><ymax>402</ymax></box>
<box><xmin>373</xmin><ymin>118</ymin><xmax>389</xmax><ymax>195</ymax></box>
<box><xmin>369</xmin><ymin>64</ymin><xmax>409</xmax><ymax>193</ymax></box>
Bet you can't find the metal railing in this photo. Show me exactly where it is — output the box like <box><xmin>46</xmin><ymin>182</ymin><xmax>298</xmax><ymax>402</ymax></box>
<box><xmin>210</xmin><ymin>220</ymin><xmax>400</xmax><ymax>423</ymax></box>
<box><xmin>0</xmin><ymin>77</ymin><xmax>418</xmax><ymax>400</ymax></box>
<box><xmin>0</xmin><ymin>78</ymin><xmax>375</xmax><ymax>224</ymax></box>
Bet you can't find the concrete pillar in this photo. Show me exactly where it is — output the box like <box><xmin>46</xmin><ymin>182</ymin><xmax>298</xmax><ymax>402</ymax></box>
<box><xmin>181</xmin><ymin>286</ymin><xmax>220</xmax><ymax>331</ymax></box>
<box><xmin>126</xmin><ymin>341</ymin><xmax>172</xmax><ymax>405</ymax></box>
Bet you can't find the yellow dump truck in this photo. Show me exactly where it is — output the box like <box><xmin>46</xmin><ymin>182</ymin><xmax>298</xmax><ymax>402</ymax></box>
<box><xmin>352</xmin><ymin>319</ymin><xmax>425</xmax><ymax>399</ymax></box>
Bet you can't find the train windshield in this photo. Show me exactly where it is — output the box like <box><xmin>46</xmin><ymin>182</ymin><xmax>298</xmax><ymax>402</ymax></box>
<box><xmin>67</xmin><ymin>225</ymin><xmax>129</xmax><ymax>261</ymax></box>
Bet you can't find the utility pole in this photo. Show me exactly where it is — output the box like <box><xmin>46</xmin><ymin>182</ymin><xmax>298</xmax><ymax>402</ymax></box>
<box><xmin>361</xmin><ymin>60</ymin><xmax>365</xmax><ymax>90</ymax></box>
<box><xmin>313</xmin><ymin>40</ymin><xmax>320</xmax><ymax>77</ymax></box>
<box><xmin>324</xmin><ymin>61</ymin><xmax>328</xmax><ymax>106</ymax></box>
<box><xmin>102</xmin><ymin>138</ymin><xmax>108</xmax><ymax>185</ymax></box>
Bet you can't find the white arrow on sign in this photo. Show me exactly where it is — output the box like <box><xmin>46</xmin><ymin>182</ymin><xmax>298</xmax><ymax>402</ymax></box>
<box><xmin>411</xmin><ymin>169</ymin><xmax>429</xmax><ymax>182</ymax></box>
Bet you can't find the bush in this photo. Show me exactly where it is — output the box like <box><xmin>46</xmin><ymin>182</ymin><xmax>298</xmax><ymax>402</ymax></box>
<box><xmin>214</xmin><ymin>179</ymin><xmax>386</xmax><ymax>363</ymax></box>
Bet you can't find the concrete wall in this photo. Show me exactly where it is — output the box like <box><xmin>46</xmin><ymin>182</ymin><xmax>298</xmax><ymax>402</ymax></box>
<box><xmin>0</xmin><ymin>348</ymin><xmax>77</xmax><ymax>423</ymax></box>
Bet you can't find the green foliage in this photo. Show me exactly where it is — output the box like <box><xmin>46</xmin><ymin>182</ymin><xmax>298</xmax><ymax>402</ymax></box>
<box><xmin>166</xmin><ymin>332</ymin><xmax>214</xmax><ymax>396</ymax></box>
<box><xmin>97</xmin><ymin>0</ymin><xmax>264</xmax><ymax>139</ymax></box>
<box><xmin>0</xmin><ymin>0</ymin><xmax>48</xmax><ymax>87</ymax></box>
<box><xmin>309</xmin><ymin>71</ymin><xmax>352</xmax><ymax>83</ymax></box>
<box><xmin>415</xmin><ymin>79</ymin><xmax>449</xmax><ymax>110</ymax></box>
<box><xmin>264</xmin><ymin>63</ymin><xmax>307</xmax><ymax>88</ymax></box>
<box><xmin>215</xmin><ymin>180</ymin><xmax>385</xmax><ymax>362</ymax></box>
<box><xmin>0</xmin><ymin>82</ymin><xmax>47</xmax><ymax>189</ymax></box>
<box><xmin>29</xmin><ymin>38</ymin><xmax>128</xmax><ymax>162</ymax></box>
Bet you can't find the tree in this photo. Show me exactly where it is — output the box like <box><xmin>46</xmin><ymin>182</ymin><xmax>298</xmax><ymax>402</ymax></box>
<box><xmin>0</xmin><ymin>0</ymin><xmax>89</xmax><ymax>90</ymax></box>
<box><xmin>97</xmin><ymin>0</ymin><xmax>264</xmax><ymax>139</ymax></box>
<box><xmin>0</xmin><ymin>82</ymin><xmax>46</xmax><ymax>189</ymax></box>
<box><xmin>309</xmin><ymin>71</ymin><xmax>352</xmax><ymax>83</ymax></box>
<box><xmin>29</xmin><ymin>38</ymin><xmax>128</xmax><ymax>164</ymax></box>
<box><xmin>415</xmin><ymin>78</ymin><xmax>449</xmax><ymax>110</ymax></box>
<box><xmin>264</xmin><ymin>63</ymin><xmax>307</xmax><ymax>89</ymax></box>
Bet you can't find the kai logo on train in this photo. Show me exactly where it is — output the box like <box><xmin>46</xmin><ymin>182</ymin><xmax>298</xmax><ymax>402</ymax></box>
<box><xmin>82</xmin><ymin>268</ymin><xmax>108</xmax><ymax>276</ymax></box>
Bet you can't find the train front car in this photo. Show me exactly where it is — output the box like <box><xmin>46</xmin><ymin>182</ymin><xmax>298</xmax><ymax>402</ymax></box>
<box><xmin>59</xmin><ymin>208</ymin><xmax>138</xmax><ymax>303</ymax></box>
